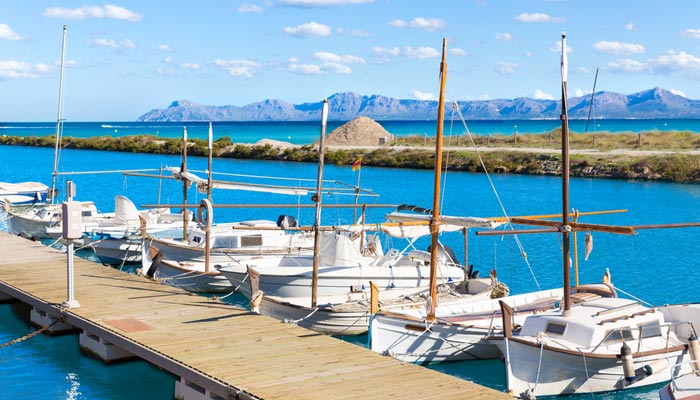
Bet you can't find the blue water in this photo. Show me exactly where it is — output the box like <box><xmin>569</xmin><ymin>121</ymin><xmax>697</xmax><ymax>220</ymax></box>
<box><xmin>2</xmin><ymin>121</ymin><xmax>700</xmax><ymax>398</ymax></box>
<box><xmin>2</xmin><ymin>118</ymin><xmax>699</xmax><ymax>145</ymax></box>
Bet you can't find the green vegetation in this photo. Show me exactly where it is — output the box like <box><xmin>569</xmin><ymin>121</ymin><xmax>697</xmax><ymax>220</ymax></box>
<box><xmin>2</xmin><ymin>130</ymin><xmax>700</xmax><ymax>183</ymax></box>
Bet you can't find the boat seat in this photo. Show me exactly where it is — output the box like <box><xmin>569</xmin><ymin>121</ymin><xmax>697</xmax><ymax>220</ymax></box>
<box><xmin>571</xmin><ymin>292</ymin><xmax>601</xmax><ymax>303</ymax></box>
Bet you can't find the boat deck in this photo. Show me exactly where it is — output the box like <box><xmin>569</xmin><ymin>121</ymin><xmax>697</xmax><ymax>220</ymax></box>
<box><xmin>0</xmin><ymin>232</ymin><xmax>510</xmax><ymax>400</ymax></box>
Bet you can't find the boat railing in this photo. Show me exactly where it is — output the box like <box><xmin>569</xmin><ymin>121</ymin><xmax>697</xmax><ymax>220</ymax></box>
<box><xmin>589</xmin><ymin>319</ymin><xmax>691</xmax><ymax>354</ymax></box>
<box><xmin>668</xmin><ymin>361</ymin><xmax>700</xmax><ymax>392</ymax></box>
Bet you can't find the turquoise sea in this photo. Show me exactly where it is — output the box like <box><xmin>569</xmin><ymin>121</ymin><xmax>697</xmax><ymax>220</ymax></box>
<box><xmin>1</xmin><ymin>120</ymin><xmax>700</xmax><ymax>399</ymax></box>
<box><xmin>2</xmin><ymin>118</ymin><xmax>700</xmax><ymax>145</ymax></box>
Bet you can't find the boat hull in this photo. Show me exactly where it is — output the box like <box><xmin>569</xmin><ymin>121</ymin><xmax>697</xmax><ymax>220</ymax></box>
<box><xmin>152</xmin><ymin>261</ymin><xmax>232</xmax><ymax>293</ymax></box>
<box><xmin>496</xmin><ymin>337</ymin><xmax>689</xmax><ymax>396</ymax></box>
<box><xmin>259</xmin><ymin>297</ymin><xmax>370</xmax><ymax>336</ymax></box>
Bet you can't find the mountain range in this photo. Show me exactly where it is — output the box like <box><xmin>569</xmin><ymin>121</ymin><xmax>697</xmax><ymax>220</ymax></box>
<box><xmin>137</xmin><ymin>87</ymin><xmax>700</xmax><ymax>122</ymax></box>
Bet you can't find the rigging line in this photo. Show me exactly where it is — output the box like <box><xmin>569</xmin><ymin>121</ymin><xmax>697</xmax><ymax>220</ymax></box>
<box><xmin>452</xmin><ymin>104</ymin><xmax>541</xmax><ymax>289</ymax></box>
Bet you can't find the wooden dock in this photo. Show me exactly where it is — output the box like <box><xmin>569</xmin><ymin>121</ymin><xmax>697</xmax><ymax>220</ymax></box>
<box><xmin>0</xmin><ymin>232</ymin><xmax>511</xmax><ymax>400</ymax></box>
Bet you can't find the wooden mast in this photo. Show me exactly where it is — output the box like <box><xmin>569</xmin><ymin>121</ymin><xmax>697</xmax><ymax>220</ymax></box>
<box><xmin>311</xmin><ymin>99</ymin><xmax>329</xmax><ymax>308</ymax></box>
<box><xmin>427</xmin><ymin>38</ymin><xmax>448</xmax><ymax>322</ymax></box>
<box><xmin>560</xmin><ymin>32</ymin><xmax>572</xmax><ymax>314</ymax></box>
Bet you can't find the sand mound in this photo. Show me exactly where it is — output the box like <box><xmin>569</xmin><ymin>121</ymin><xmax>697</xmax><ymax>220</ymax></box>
<box><xmin>325</xmin><ymin>117</ymin><xmax>393</xmax><ymax>146</ymax></box>
<box><xmin>255</xmin><ymin>139</ymin><xmax>296</xmax><ymax>148</ymax></box>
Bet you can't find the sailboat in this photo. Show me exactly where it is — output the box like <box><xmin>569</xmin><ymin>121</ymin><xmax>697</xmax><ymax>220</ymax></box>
<box><xmin>6</xmin><ymin>26</ymin><xmax>111</xmax><ymax>240</ymax></box>
<box><xmin>490</xmin><ymin>33</ymin><xmax>700</xmax><ymax>398</ymax></box>
<box><xmin>367</xmin><ymin>38</ymin><xmax>619</xmax><ymax>363</ymax></box>
<box><xmin>0</xmin><ymin>182</ymin><xmax>49</xmax><ymax>207</ymax></box>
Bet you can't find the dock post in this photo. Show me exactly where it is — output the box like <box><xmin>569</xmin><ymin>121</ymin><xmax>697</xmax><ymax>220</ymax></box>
<box><xmin>62</xmin><ymin>181</ymin><xmax>81</xmax><ymax>308</ymax></box>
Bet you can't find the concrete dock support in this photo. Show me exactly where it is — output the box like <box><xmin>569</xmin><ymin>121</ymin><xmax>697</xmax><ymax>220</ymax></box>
<box><xmin>175</xmin><ymin>378</ymin><xmax>226</xmax><ymax>400</ymax></box>
<box><xmin>79</xmin><ymin>330</ymin><xmax>135</xmax><ymax>363</ymax></box>
<box><xmin>29</xmin><ymin>307</ymin><xmax>77</xmax><ymax>334</ymax></box>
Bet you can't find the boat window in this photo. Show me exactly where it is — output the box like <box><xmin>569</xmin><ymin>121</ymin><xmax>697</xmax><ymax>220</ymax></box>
<box><xmin>82</xmin><ymin>211</ymin><xmax>93</xmax><ymax>217</ymax></box>
<box><xmin>545</xmin><ymin>322</ymin><xmax>567</xmax><ymax>335</ymax></box>
<box><xmin>212</xmin><ymin>237</ymin><xmax>240</xmax><ymax>249</ymax></box>
<box><xmin>192</xmin><ymin>236</ymin><xmax>203</xmax><ymax>244</ymax></box>
<box><xmin>639</xmin><ymin>322</ymin><xmax>662</xmax><ymax>338</ymax></box>
<box><xmin>604</xmin><ymin>329</ymin><xmax>634</xmax><ymax>343</ymax></box>
<box><xmin>241</xmin><ymin>235</ymin><xmax>263</xmax><ymax>247</ymax></box>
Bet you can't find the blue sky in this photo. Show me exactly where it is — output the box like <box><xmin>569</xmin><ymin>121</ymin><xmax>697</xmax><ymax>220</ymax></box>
<box><xmin>3</xmin><ymin>1</ymin><xmax>700</xmax><ymax>121</ymax></box>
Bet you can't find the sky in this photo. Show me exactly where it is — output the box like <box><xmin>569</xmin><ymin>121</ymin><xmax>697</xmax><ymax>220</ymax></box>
<box><xmin>3</xmin><ymin>1</ymin><xmax>700</xmax><ymax>121</ymax></box>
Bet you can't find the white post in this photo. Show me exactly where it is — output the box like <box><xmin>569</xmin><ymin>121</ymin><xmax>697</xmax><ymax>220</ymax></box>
<box><xmin>62</xmin><ymin>181</ymin><xmax>80</xmax><ymax>308</ymax></box>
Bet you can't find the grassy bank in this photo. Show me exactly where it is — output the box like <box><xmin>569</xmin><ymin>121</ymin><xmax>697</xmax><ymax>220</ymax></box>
<box><xmin>1</xmin><ymin>130</ymin><xmax>700</xmax><ymax>183</ymax></box>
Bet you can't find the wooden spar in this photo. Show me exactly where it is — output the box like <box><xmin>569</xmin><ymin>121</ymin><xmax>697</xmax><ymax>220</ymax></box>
<box><xmin>487</xmin><ymin>209</ymin><xmax>628</xmax><ymax>223</ymax></box>
<box><xmin>311</xmin><ymin>99</ymin><xmax>329</xmax><ymax>308</ymax></box>
<box><xmin>634</xmin><ymin>222</ymin><xmax>700</xmax><ymax>230</ymax></box>
<box><xmin>182</xmin><ymin>127</ymin><xmax>189</xmax><ymax>242</ymax></box>
<box><xmin>560</xmin><ymin>32</ymin><xmax>572</xmax><ymax>313</ymax></box>
<box><xmin>205</xmin><ymin>122</ymin><xmax>213</xmax><ymax>273</ymax></box>
<box><xmin>140</xmin><ymin>203</ymin><xmax>398</xmax><ymax>209</ymax></box>
<box><xmin>476</xmin><ymin>228</ymin><xmax>559</xmax><ymax>236</ymax></box>
<box><xmin>50</xmin><ymin>25</ymin><xmax>67</xmax><ymax>205</ymax></box>
<box><xmin>427</xmin><ymin>38</ymin><xmax>448</xmax><ymax>322</ymax></box>
<box><xmin>509</xmin><ymin>217</ymin><xmax>636</xmax><ymax>235</ymax></box>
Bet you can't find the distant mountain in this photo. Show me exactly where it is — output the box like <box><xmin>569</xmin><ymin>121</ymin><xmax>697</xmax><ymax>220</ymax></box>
<box><xmin>137</xmin><ymin>88</ymin><xmax>700</xmax><ymax>122</ymax></box>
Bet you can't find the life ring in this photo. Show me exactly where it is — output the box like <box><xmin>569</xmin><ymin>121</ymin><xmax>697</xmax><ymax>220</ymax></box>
<box><xmin>197</xmin><ymin>198</ymin><xmax>213</xmax><ymax>232</ymax></box>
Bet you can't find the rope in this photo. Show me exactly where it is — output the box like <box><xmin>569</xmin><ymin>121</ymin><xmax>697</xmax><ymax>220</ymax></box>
<box><xmin>0</xmin><ymin>319</ymin><xmax>58</xmax><ymax>349</ymax></box>
<box><xmin>285</xmin><ymin>307</ymin><xmax>320</xmax><ymax>324</ymax></box>
<box><xmin>578</xmin><ymin>349</ymin><xmax>596</xmax><ymax>399</ymax></box>
<box><xmin>451</xmin><ymin>103</ymin><xmax>541</xmax><ymax>289</ymax></box>
<box><xmin>613</xmin><ymin>286</ymin><xmax>654</xmax><ymax>307</ymax></box>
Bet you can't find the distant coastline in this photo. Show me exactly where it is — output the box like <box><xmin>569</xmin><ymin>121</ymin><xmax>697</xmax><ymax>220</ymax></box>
<box><xmin>1</xmin><ymin>131</ymin><xmax>699</xmax><ymax>183</ymax></box>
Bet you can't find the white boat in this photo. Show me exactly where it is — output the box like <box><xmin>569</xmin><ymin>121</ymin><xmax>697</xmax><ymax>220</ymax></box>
<box><xmin>218</xmin><ymin>229</ymin><xmax>468</xmax><ymax>299</ymax></box>
<box><xmin>489</xmin><ymin>34</ymin><xmax>700</xmax><ymax>398</ymax></box>
<box><xmin>0</xmin><ymin>182</ymin><xmax>49</xmax><ymax>206</ymax></box>
<box><xmin>8</xmin><ymin>200</ymin><xmax>105</xmax><ymax>240</ymax></box>
<box><xmin>659</xmin><ymin>346</ymin><xmax>700</xmax><ymax>400</ymax></box>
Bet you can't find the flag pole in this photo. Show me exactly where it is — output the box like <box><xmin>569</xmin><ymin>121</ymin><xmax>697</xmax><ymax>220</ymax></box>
<box><xmin>353</xmin><ymin>160</ymin><xmax>361</xmax><ymax>222</ymax></box>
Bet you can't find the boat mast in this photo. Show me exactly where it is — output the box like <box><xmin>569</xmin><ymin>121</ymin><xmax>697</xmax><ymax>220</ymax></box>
<box><xmin>205</xmin><ymin>122</ymin><xmax>213</xmax><ymax>272</ymax></box>
<box><xmin>427</xmin><ymin>38</ymin><xmax>448</xmax><ymax>322</ymax></box>
<box><xmin>181</xmin><ymin>127</ymin><xmax>188</xmax><ymax>242</ymax></box>
<box><xmin>50</xmin><ymin>25</ymin><xmax>67</xmax><ymax>204</ymax></box>
<box><xmin>560</xmin><ymin>32</ymin><xmax>572</xmax><ymax>313</ymax></box>
<box><xmin>311</xmin><ymin>99</ymin><xmax>329</xmax><ymax>308</ymax></box>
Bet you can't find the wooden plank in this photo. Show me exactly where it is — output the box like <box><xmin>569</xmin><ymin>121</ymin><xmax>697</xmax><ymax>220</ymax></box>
<box><xmin>0</xmin><ymin>233</ymin><xmax>510</xmax><ymax>400</ymax></box>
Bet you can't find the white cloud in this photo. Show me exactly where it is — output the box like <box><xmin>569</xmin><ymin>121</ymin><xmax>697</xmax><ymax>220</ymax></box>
<box><xmin>389</xmin><ymin>19</ymin><xmax>407</xmax><ymax>28</ymax></box>
<box><xmin>449</xmin><ymin>48</ymin><xmax>467</xmax><ymax>56</ymax></box>
<box><xmin>495</xmin><ymin>61</ymin><xmax>517</xmax><ymax>75</ymax></box>
<box><xmin>404</xmin><ymin>46</ymin><xmax>440</xmax><ymax>59</ymax></box>
<box><xmin>337</xmin><ymin>27</ymin><xmax>369</xmax><ymax>37</ymax></box>
<box><xmin>605</xmin><ymin>58</ymin><xmax>646</xmax><ymax>73</ymax></box>
<box><xmin>625</xmin><ymin>22</ymin><xmax>636</xmax><ymax>31</ymax></box>
<box><xmin>283</xmin><ymin>21</ymin><xmax>332</xmax><ymax>37</ymax></box>
<box><xmin>212</xmin><ymin>59</ymin><xmax>260</xmax><ymax>77</ymax></box>
<box><xmin>162</xmin><ymin>56</ymin><xmax>173</xmax><ymax>63</ymax></box>
<box><xmin>0</xmin><ymin>60</ymin><xmax>53</xmax><ymax>80</ymax></box>
<box><xmin>313</xmin><ymin>51</ymin><xmax>365</xmax><ymax>64</ymax></box>
<box><xmin>89</xmin><ymin>38</ymin><xmax>136</xmax><ymax>49</ymax></box>
<box><xmin>390</xmin><ymin>17</ymin><xmax>445</xmax><ymax>31</ymax></box>
<box><xmin>372</xmin><ymin>46</ymin><xmax>400</xmax><ymax>57</ymax></box>
<box><xmin>0</xmin><ymin>24</ymin><xmax>23</xmax><ymax>41</ymax></box>
<box><xmin>495</xmin><ymin>32</ymin><xmax>512</xmax><ymax>42</ymax></box>
<box><xmin>43</xmin><ymin>4</ymin><xmax>143</xmax><ymax>22</ymax></box>
<box><xmin>158</xmin><ymin>44</ymin><xmax>173</xmax><ymax>52</ymax></box>
<box><xmin>572</xmin><ymin>88</ymin><xmax>585</xmax><ymax>97</ymax></box>
<box><xmin>592</xmin><ymin>41</ymin><xmax>645</xmax><ymax>56</ymax></box>
<box><xmin>681</xmin><ymin>29</ymin><xmax>700</xmax><ymax>39</ymax></box>
<box><xmin>515</xmin><ymin>12</ymin><xmax>564</xmax><ymax>23</ymax></box>
<box><xmin>648</xmin><ymin>50</ymin><xmax>700</xmax><ymax>74</ymax></box>
<box><xmin>533</xmin><ymin>89</ymin><xmax>553</xmax><ymax>100</ymax></box>
<box><xmin>279</xmin><ymin>0</ymin><xmax>374</xmax><ymax>6</ymax></box>
<box><xmin>669</xmin><ymin>88</ymin><xmax>686</xmax><ymax>97</ymax></box>
<box><xmin>237</xmin><ymin>3</ymin><xmax>264</xmax><ymax>12</ymax></box>
<box><xmin>409</xmin><ymin>17</ymin><xmax>445</xmax><ymax>31</ymax></box>
<box><xmin>551</xmin><ymin>41</ymin><xmax>573</xmax><ymax>54</ymax></box>
<box><xmin>524</xmin><ymin>51</ymin><xmax>532</xmax><ymax>57</ymax></box>
<box><xmin>410</xmin><ymin>90</ymin><xmax>437</xmax><ymax>101</ymax></box>
<box><xmin>180</xmin><ymin>63</ymin><xmax>200</xmax><ymax>70</ymax></box>
<box><xmin>288</xmin><ymin>63</ymin><xmax>324</xmax><ymax>74</ymax></box>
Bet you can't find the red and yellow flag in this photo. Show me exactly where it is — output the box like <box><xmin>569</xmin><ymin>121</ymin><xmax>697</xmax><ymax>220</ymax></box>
<box><xmin>351</xmin><ymin>158</ymin><xmax>362</xmax><ymax>171</ymax></box>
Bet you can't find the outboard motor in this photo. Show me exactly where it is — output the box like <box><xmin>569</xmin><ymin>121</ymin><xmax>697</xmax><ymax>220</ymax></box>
<box><xmin>277</xmin><ymin>215</ymin><xmax>298</xmax><ymax>229</ymax></box>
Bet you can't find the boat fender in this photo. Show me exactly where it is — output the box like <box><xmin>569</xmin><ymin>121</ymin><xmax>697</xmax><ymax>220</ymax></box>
<box><xmin>197</xmin><ymin>198</ymin><xmax>213</xmax><ymax>232</ymax></box>
<box><xmin>146</xmin><ymin>249</ymin><xmax>162</xmax><ymax>278</ymax></box>
<box><xmin>689</xmin><ymin>334</ymin><xmax>700</xmax><ymax>371</ymax></box>
<box><xmin>620</xmin><ymin>343</ymin><xmax>636</xmax><ymax>382</ymax></box>
<box><xmin>643</xmin><ymin>357</ymin><xmax>670</xmax><ymax>376</ymax></box>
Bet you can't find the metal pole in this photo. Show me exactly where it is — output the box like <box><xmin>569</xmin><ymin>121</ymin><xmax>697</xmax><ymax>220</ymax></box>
<box><xmin>63</xmin><ymin>180</ymin><xmax>79</xmax><ymax>308</ymax></box>
<box><xmin>51</xmin><ymin>25</ymin><xmax>67</xmax><ymax>204</ymax></box>
<box><xmin>182</xmin><ymin>127</ymin><xmax>188</xmax><ymax>242</ymax></box>
<box><xmin>311</xmin><ymin>99</ymin><xmax>329</xmax><ymax>308</ymax></box>
<box><xmin>205</xmin><ymin>122</ymin><xmax>213</xmax><ymax>272</ymax></box>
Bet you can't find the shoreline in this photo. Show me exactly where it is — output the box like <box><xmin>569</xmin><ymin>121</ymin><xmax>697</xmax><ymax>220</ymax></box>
<box><xmin>1</xmin><ymin>134</ymin><xmax>699</xmax><ymax>183</ymax></box>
